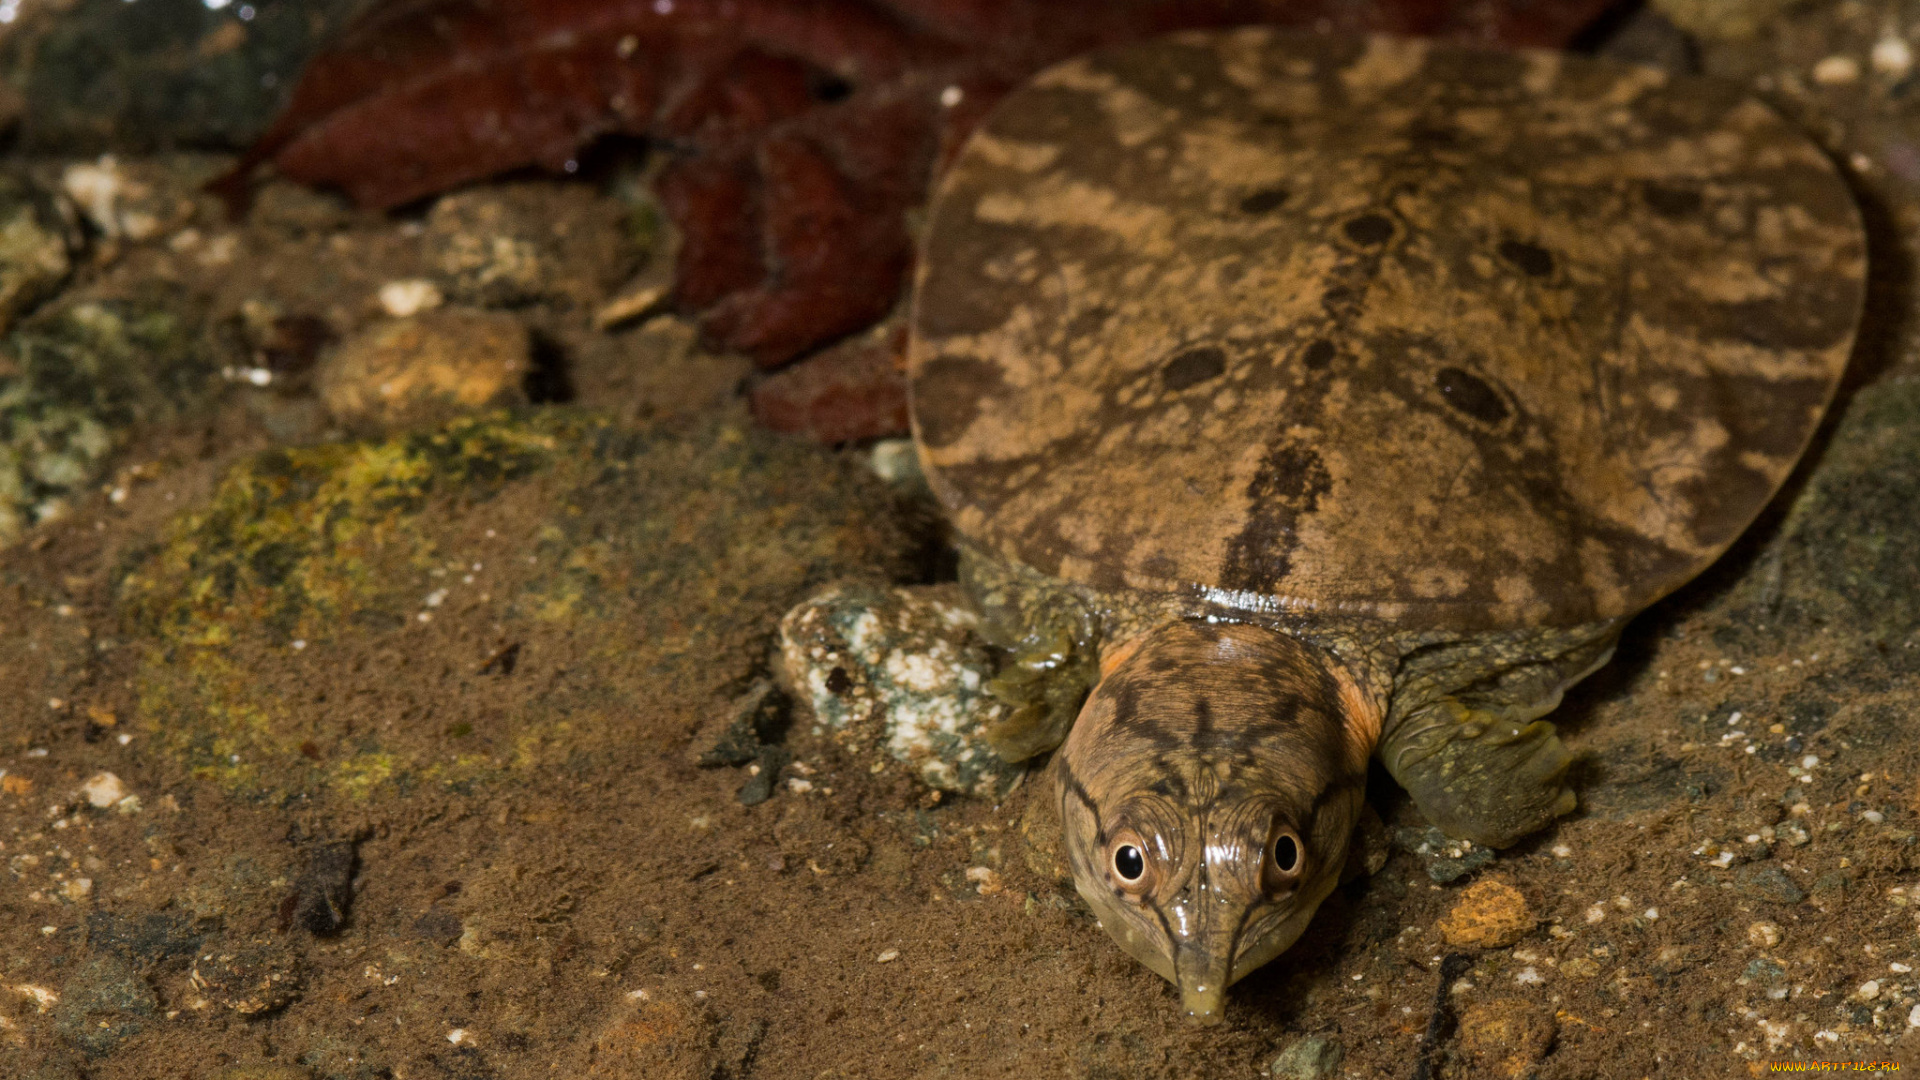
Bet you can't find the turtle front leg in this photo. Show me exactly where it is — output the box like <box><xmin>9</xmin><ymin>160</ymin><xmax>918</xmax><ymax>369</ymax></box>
<box><xmin>1379</xmin><ymin>699</ymin><xmax>1576</xmax><ymax>848</ymax></box>
<box><xmin>979</xmin><ymin>621</ymin><xmax>1099</xmax><ymax>761</ymax></box>
<box><xmin>958</xmin><ymin>543</ymin><xmax>1101</xmax><ymax>762</ymax></box>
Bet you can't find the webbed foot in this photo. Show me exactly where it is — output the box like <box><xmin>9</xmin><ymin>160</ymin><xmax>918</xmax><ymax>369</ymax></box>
<box><xmin>1381</xmin><ymin>700</ymin><xmax>1575</xmax><ymax>848</ymax></box>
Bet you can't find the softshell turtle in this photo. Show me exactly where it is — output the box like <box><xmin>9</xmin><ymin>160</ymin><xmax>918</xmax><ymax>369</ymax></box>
<box><xmin>810</xmin><ymin>28</ymin><xmax>1866</xmax><ymax>1022</ymax></box>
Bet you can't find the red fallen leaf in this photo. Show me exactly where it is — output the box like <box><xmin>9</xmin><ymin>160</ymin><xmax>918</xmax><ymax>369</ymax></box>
<box><xmin>749</xmin><ymin>319</ymin><xmax>909</xmax><ymax>444</ymax></box>
<box><xmin>219</xmin><ymin>0</ymin><xmax>1621</xmax><ymax>375</ymax></box>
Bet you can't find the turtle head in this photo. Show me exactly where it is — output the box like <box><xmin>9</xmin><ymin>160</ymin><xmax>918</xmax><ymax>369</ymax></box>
<box><xmin>1055</xmin><ymin>620</ymin><xmax>1378</xmax><ymax>1024</ymax></box>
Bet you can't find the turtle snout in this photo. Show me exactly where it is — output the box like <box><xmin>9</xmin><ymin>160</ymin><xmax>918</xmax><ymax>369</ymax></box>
<box><xmin>1163</xmin><ymin>867</ymin><xmax>1245</xmax><ymax>1025</ymax></box>
<box><xmin>1175</xmin><ymin>942</ymin><xmax>1232</xmax><ymax>1024</ymax></box>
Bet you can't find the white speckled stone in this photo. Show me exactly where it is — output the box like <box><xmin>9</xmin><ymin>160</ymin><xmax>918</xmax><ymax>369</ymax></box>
<box><xmin>779</xmin><ymin>581</ymin><xmax>1021</xmax><ymax>796</ymax></box>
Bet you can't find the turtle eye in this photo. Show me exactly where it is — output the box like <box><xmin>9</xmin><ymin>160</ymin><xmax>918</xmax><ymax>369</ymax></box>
<box><xmin>1264</xmin><ymin>825</ymin><xmax>1304</xmax><ymax>893</ymax></box>
<box><xmin>1107</xmin><ymin>834</ymin><xmax>1155</xmax><ymax>898</ymax></box>
<box><xmin>1274</xmin><ymin>834</ymin><xmax>1299</xmax><ymax>873</ymax></box>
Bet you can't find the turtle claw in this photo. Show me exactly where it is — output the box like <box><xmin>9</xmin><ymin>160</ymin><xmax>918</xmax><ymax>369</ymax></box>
<box><xmin>1382</xmin><ymin>700</ymin><xmax>1576</xmax><ymax>848</ymax></box>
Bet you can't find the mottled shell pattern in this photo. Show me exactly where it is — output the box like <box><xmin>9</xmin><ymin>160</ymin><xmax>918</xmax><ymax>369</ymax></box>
<box><xmin>910</xmin><ymin>29</ymin><xmax>1865</xmax><ymax>634</ymax></box>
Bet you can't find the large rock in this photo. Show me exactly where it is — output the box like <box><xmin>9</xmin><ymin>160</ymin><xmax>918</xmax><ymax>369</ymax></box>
<box><xmin>0</xmin><ymin>285</ymin><xmax>215</xmax><ymax>545</ymax></box>
<box><xmin>315</xmin><ymin>309</ymin><xmax>530</xmax><ymax>429</ymax></box>
<box><xmin>780</xmin><ymin>581</ymin><xmax>1021</xmax><ymax>796</ymax></box>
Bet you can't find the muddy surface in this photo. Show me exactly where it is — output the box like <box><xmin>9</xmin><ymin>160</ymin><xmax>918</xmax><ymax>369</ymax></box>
<box><xmin>4</xmin><ymin>4</ymin><xmax>1920</xmax><ymax>1079</ymax></box>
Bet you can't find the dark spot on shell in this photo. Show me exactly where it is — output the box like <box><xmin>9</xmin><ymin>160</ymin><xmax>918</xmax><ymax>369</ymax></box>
<box><xmin>1642</xmin><ymin>182</ymin><xmax>1703</xmax><ymax>218</ymax></box>
<box><xmin>1435</xmin><ymin>366</ymin><xmax>1509</xmax><ymax>425</ymax></box>
<box><xmin>912</xmin><ymin>354</ymin><xmax>1006</xmax><ymax>448</ymax></box>
<box><xmin>1498</xmin><ymin>239</ymin><xmax>1554</xmax><ymax>277</ymax></box>
<box><xmin>1239</xmin><ymin>186</ymin><xmax>1290</xmax><ymax>214</ymax></box>
<box><xmin>825</xmin><ymin>667</ymin><xmax>852</xmax><ymax>694</ymax></box>
<box><xmin>1342</xmin><ymin>213</ymin><xmax>1396</xmax><ymax>246</ymax></box>
<box><xmin>1301</xmin><ymin>339</ymin><xmax>1336</xmax><ymax>370</ymax></box>
<box><xmin>1162</xmin><ymin>346</ymin><xmax>1226</xmax><ymax>391</ymax></box>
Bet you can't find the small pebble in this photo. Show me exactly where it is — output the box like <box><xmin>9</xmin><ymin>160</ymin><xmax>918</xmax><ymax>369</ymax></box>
<box><xmin>1748</xmin><ymin>921</ymin><xmax>1783</xmax><ymax>948</ymax></box>
<box><xmin>1859</xmin><ymin>980</ymin><xmax>1880</xmax><ymax>1000</ymax></box>
<box><xmin>875</xmin><ymin>949</ymin><xmax>900</xmax><ymax>964</ymax></box>
<box><xmin>1813</xmin><ymin>54</ymin><xmax>1862</xmax><ymax>84</ymax></box>
<box><xmin>866</xmin><ymin>439</ymin><xmax>924</xmax><ymax>486</ymax></box>
<box><xmin>379</xmin><ymin>279</ymin><xmax>445</xmax><ymax>317</ymax></box>
<box><xmin>592</xmin><ymin>278</ymin><xmax>669</xmax><ymax>329</ymax></box>
<box><xmin>1438</xmin><ymin>879</ymin><xmax>1534</xmax><ymax>948</ymax></box>
<box><xmin>1735</xmin><ymin>865</ymin><xmax>1807</xmax><ymax>906</ymax></box>
<box><xmin>79</xmin><ymin>771</ymin><xmax>129</xmax><ymax>809</ymax></box>
<box><xmin>1457</xmin><ymin>999</ymin><xmax>1554</xmax><ymax>1077</ymax></box>
<box><xmin>1268</xmin><ymin>1034</ymin><xmax>1343</xmax><ymax>1080</ymax></box>
<box><xmin>964</xmin><ymin>866</ymin><xmax>1003</xmax><ymax>896</ymax></box>
<box><xmin>1873</xmin><ymin>35</ymin><xmax>1913</xmax><ymax>77</ymax></box>
<box><xmin>61</xmin><ymin>155</ymin><xmax>164</xmax><ymax>240</ymax></box>
<box><xmin>316</xmin><ymin>310</ymin><xmax>530</xmax><ymax>427</ymax></box>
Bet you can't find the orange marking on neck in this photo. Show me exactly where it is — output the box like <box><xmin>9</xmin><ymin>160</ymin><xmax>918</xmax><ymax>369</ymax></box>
<box><xmin>1330</xmin><ymin>662</ymin><xmax>1384</xmax><ymax>773</ymax></box>
<box><xmin>1098</xmin><ymin>632</ymin><xmax>1149</xmax><ymax>679</ymax></box>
